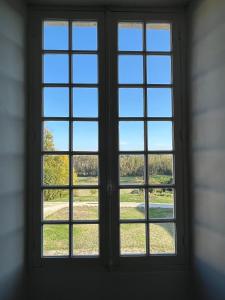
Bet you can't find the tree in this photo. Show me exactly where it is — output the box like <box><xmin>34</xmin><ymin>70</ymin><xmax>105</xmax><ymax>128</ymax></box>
<box><xmin>43</xmin><ymin>128</ymin><xmax>55</xmax><ymax>151</ymax></box>
<box><xmin>43</xmin><ymin>128</ymin><xmax>70</xmax><ymax>201</ymax></box>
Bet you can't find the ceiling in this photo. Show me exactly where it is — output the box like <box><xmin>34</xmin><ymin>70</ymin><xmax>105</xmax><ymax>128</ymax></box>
<box><xmin>27</xmin><ymin>0</ymin><xmax>191</xmax><ymax>7</ymax></box>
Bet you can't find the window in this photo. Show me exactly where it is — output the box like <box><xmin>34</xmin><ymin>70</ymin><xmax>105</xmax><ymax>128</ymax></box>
<box><xmin>29</xmin><ymin>10</ymin><xmax>186</xmax><ymax>267</ymax></box>
<box><xmin>118</xmin><ymin>22</ymin><xmax>175</xmax><ymax>256</ymax></box>
<box><xmin>42</xmin><ymin>20</ymin><xmax>100</xmax><ymax>257</ymax></box>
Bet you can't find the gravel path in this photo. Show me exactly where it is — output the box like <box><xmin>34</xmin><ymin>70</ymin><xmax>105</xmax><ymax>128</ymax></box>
<box><xmin>44</xmin><ymin>201</ymin><xmax>173</xmax><ymax>217</ymax></box>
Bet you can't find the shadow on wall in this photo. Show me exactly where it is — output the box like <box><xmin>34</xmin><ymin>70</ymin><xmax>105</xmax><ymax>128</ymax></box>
<box><xmin>193</xmin><ymin>222</ymin><xmax>225</xmax><ymax>300</ymax></box>
<box><xmin>194</xmin><ymin>258</ymin><xmax>225</xmax><ymax>300</ymax></box>
<box><xmin>0</xmin><ymin>0</ymin><xmax>26</xmax><ymax>299</ymax></box>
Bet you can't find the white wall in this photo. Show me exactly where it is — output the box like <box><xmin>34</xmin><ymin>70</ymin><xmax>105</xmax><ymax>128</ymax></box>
<box><xmin>188</xmin><ymin>0</ymin><xmax>225</xmax><ymax>299</ymax></box>
<box><xmin>0</xmin><ymin>0</ymin><xmax>26</xmax><ymax>299</ymax></box>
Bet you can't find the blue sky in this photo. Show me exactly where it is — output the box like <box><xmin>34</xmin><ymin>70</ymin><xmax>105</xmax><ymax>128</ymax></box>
<box><xmin>43</xmin><ymin>22</ymin><xmax>172</xmax><ymax>151</ymax></box>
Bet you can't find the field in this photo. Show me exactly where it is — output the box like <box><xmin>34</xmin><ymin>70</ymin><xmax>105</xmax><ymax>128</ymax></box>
<box><xmin>43</xmin><ymin>175</ymin><xmax>175</xmax><ymax>256</ymax></box>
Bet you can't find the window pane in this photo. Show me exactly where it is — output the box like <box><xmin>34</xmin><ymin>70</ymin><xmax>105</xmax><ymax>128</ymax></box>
<box><xmin>43</xmin><ymin>189</ymin><xmax>69</xmax><ymax>221</ymax></box>
<box><xmin>120</xmin><ymin>223</ymin><xmax>146</xmax><ymax>255</ymax></box>
<box><xmin>118</xmin><ymin>22</ymin><xmax>143</xmax><ymax>51</ymax></box>
<box><xmin>43</xmin><ymin>155</ymin><xmax>69</xmax><ymax>186</ymax></box>
<box><xmin>149</xmin><ymin>188</ymin><xmax>174</xmax><ymax>219</ymax></box>
<box><xmin>43</xmin><ymin>224</ymin><xmax>69</xmax><ymax>256</ymax></box>
<box><xmin>119</xmin><ymin>55</ymin><xmax>143</xmax><ymax>84</ymax></box>
<box><xmin>147</xmin><ymin>55</ymin><xmax>171</xmax><ymax>84</ymax></box>
<box><xmin>120</xmin><ymin>189</ymin><xmax>145</xmax><ymax>220</ymax></box>
<box><xmin>120</xmin><ymin>155</ymin><xmax>145</xmax><ymax>185</ymax></box>
<box><xmin>119</xmin><ymin>121</ymin><xmax>144</xmax><ymax>151</ymax></box>
<box><xmin>73</xmin><ymin>54</ymin><xmax>98</xmax><ymax>84</ymax></box>
<box><xmin>146</xmin><ymin>23</ymin><xmax>171</xmax><ymax>52</ymax></box>
<box><xmin>73</xmin><ymin>224</ymin><xmax>99</xmax><ymax>256</ymax></box>
<box><xmin>150</xmin><ymin>223</ymin><xmax>176</xmax><ymax>254</ymax></box>
<box><xmin>43</xmin><ymin>88</ymin><xmax>69</xmax><ymax>117</ymax></box>
<box><xmin>44</xmin><ymin>121</ymin><xmax>69</xmax><ymax>151</ymax></box>
<box><xmin>44</xmin><ymin>21</ymin><xmax>68</xmax><ymax>50</ymax></box>
<box><xmin>73</xmin><ymin>155</ymin><xmax>98</xmax><ymax>185</ymax></box>
<box><xmin>148</xmin><ymin>121</ymin><xmax>173</xmax><ymax>150</ymax></box>
<box><xmin>119</xmin><ymin>88</ymin><xmax>143</xmax><ymax>117</ymax></box>
<box><xmin>73</xmin><ymin>189</ymin><xmax>98</xmax><ymax>220</ymax></box>
<box><xmin>44</xmin><ymin>54</ymin><xmax>69</xmax><ymax>83</ymax></box>
<box><xmin>73</xmin><ymin>88</ymin><xmax>98</xmax><ymax>117</ymax></box>
<box><xmin>147</xmin><ymin>88</ymin><xmax>172</xmax><ymax>117</ymax></box>
<box><xmin>72</xmin><ymin>21</ymin><xmax>97</xmax><ymax>50</ymax></box>
<box><xmin>73</xmin><ymin>121</ymin><xmax>98</xmax><ymax>151</ymax></box>
<box><xmin>148</xmin><ymin>154</ymin><xmax>173</xmax><ymax>185</ymax></box>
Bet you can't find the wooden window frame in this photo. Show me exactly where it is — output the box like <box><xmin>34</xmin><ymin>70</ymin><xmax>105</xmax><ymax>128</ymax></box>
<box><xmin>28</xmin><ymin>6</ymin><xmax>188</xmax><ymax>271</ymax></box>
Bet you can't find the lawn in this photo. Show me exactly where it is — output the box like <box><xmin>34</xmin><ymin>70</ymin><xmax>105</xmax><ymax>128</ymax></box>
<box><xmin>44</xmin><ymin>175</ymin><xmax>173</xmax><ymax>204</ymax></box>
<box><xmin>43</xmin><ymin>193</ymin><xmax>175</xmax><ymax>256</ymax></box>
<box><xmin>43</xmin><ymin>219</ymin><xmax>175</xmax><ymax>256</ymax></box>
<box><xmin>43</xmin><ymin>175</ymin><xmax>175</xmax><ymax>257</ymax></box>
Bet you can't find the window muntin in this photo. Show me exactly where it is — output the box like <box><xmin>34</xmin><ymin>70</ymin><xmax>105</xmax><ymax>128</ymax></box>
<box><xmin>42</xmin><ymin>20</ymin><xmax>100</xmax><ymax>257</ymax></box>
<box><xmin>32</xmin><ymin>15</ymin><xmax>184</xmax><ymax>263</ymax></box>
<box><xmin>117</xmin><ymin>22</ymin><xmax>176</xmax><ymax>256</ymax></box>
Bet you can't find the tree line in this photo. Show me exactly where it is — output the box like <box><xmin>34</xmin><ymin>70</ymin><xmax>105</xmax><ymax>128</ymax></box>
<box><xmin>44</xmin><ymin>129</ymin><xmax>172</xmax><ymax>200</ymax></box>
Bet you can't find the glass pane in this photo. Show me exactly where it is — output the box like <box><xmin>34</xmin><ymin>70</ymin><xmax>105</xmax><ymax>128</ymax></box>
<box><xmin>119</xmin><ymin>121</ymin><xmax>144</xmax><ymax>151</ymax></box>
<box><xmin>44</xmin><ymin>121</ymin><xmax>69</xmax><ymax>151</ymax></box>
<box><xmin>73</xmin><ymin>189</ymin><xmax>98</xmax><ymax>220</ymax></box>
<box><xmin>72</xmin><ymin>21</ymin><xmax>97</xmax><ymax>50</ymax></box>
<box><xmin>147</xmin><ymin>55</ymin><xmax>171</xmax><ymax>84</ymax></box>
<box><xmin>150</xmin><ymin>223</ymin><xmax>176</xmax><ymax>254</ymax></box>
<box><xmin>119</xmin><ymin>88</ymin><xmax>143</xmax><ymax>117</ymax></box>
<box><xmin>43</xmin><ymin>189</ymin><xmax>69</xmax><ymax>220</ymax></box>
<box><xmin>44</xmin><ymin>54</ymin><xmax>69</xmax><ymax>83</ymax></box>
<box><xmin>73</xmin><ymin>155</ymin><xmax>98</xmax><ymax>185</ymax></box>
<box><xmin>73</xmin><ymin>224</ymin><xmax>99</xmax><ymax>256</ymax></box>
<box><xmin>149</xmin><ymin>188</ymin><xmax>174</xmax><ymax>219</ymax></box>
<box><xmin>73</xmin><ymin>54</ymin><xmax>98</xmax><ymax>84</ymax></box>
<box><xmin>73</xmin><ymin>121</ymin><xmax>98</xmax><ymax>151</ymax></box>
<box><xmin>120</xmin><ymin>155</ymin><xmax>145</xmax><ymax>185</ymax></box>
<box><xmin>43</xmin><ymin>155</ymin><xmax>69</xmax><ymax>186</ymax></box>
<box><xmin>146</xmin><ymin>23</ymin><xmax>171</xmax><ymax>52</ymax></box>
<box><xmin>43</xmin><ymin>87</ymin><xmax>69</xmax><ymax>117</ymax></box>
<box><xmin>147</xmin><ymin>88</ymin><xmax>172</xmax><ymax>117</ymax></box>
<box><xmin>119</xmin><ymin>55</ymin><xmax>143</xmax><ymax>84</ymax></box>
<box><xmin>120</xmin><ymin>189</ymin><xmax>145</xmax><ymax>220</ymax></box>
<box><xmin>120</xmin><ymin>223</ymin><xmax>146</xmax><ymax>255</ymax></box>
<box><xmin>148</xmin><ymin>121</ymin><xmax>173</xmax><ymax>150</ymax></box>
<box><xmin>148</xmin><ymin>154</ymin><xmax>173</xmax><ymax>185</ymax></box>
<box><xmin>73</xmin><ymin>88</ymin><xmax>98</xmax><ymax>117</ymax></box>
<box><xmin>44</xmin><ymin>21</ymin><xmax>68</xmax><ymax>50</ymax></box>
<box><xmin>43</xmin><ymin>224</ymin><xmax>69</xmax><ymax>256</ymax></box>
<box><xmin>118</xmin><ymin>22</ymin><xmax>143</xmax><ymax>51</ymax></box>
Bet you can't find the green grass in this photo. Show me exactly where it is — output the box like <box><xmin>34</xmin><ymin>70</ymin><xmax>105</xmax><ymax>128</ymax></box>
<box><xmin>76</xmin><ymin>176</ymin><xmax>98</xmax><ymax>185</ymax></box>
<box><xmin>46</xmin><ymin>206</ymin><xmax>173</xmax><ymax>221</ymax></box>
<box><xmin>120</xmin><ymin>189</ymin><xmax>173</xmax><ymax>204</ymax></box>
<box><xmin>120</xmin><ymin>176</ymin><xmax>144</xmax><ymax>185</ymax></box>
<box><xmin>45</xmin><ymin>206</ymin><xmax>98</xmax><ymax>221</ymax></box>
<box><xmin>43</xmin><ymin>176</ymin><xmax>174</xmax><ymax>256</ymax></box>
<box><xmin>120</xmin><ymin>207</ymin><xmax>173</xmax><ymax>219</ymax></box>
<box><xmin>43</xmin><ymin>204</ymin><xmax>175</xmax><ymax>256</ymax></box>
<box><xmin>45</xmin><ymin>176</ymin><xmax>173</xmax><ymax>204</ymax></box>
<box><xmin>149</xmin><ymin>189</ymin><xmax>173</xmax><ymax>204</ymax></box>
<box><xmin>120</xmin><ymin>175</ymin><xmax>172</xmax><ymax>185</ymax></box>
<box><xmin>43</xmin><ymin>224</ymin><xmax>69</xmax><ymax>256</ymax></box>
<box><xmin>149</xmin><ymin>175</ymin><xmax>172</xmax><ymax>185</ymax></box>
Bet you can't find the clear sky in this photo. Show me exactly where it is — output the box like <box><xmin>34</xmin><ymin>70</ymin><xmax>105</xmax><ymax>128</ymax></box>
<box><xmin>43</xmin><ymin>22</ymin><xmax>172</xmax><ymax>151</ymax></box>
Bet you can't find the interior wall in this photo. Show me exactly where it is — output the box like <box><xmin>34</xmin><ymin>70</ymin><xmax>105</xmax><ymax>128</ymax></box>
<box><xmin>188</xmin><ymin>0</ymin><xmax>225</xmax><ymax>299</ymax></box>
<box><xmin>0</xmin><ymin>0</ymin><xmax>27</xmax><ymax>299</ymax></box>
<box><xmin>29</xmin><ymin>267</ymin><xmax>190</xmax><ymax>300</ymax></box>
<box><xmin>27</xmin><ymin>7</ymin><xmax>191</xmax><ymax>300</ymax></box>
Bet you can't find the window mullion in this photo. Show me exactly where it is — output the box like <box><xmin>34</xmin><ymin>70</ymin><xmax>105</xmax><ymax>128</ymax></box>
<box><xmin>68</xmin><ymin>19</ymin><xmax>73</xmax><ymax>258</ymax></box>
